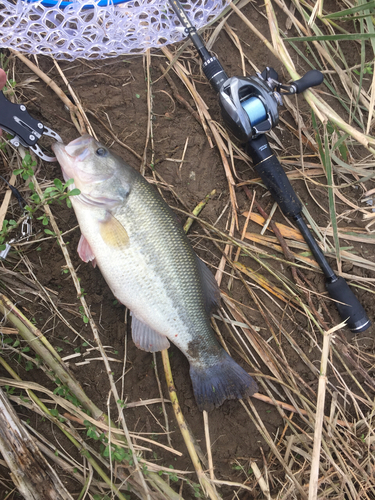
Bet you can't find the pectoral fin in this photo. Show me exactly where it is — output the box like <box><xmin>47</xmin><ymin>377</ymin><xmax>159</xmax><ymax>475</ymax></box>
<box><xmin>131</xmin><ymin>314</ymin><xmax>170</xmax><ymax>352</ymax></box>
<box><xmin>100</xmin><ymin>214</ymin><xmax>129</xmax><ymax>249</ymax></box>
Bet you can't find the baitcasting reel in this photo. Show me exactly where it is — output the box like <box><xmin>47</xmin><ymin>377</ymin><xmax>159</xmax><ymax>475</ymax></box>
<box><xmin>218</xmin><ymin>68</ymin><xmax>324</xmax><ymax>142</ymax></box>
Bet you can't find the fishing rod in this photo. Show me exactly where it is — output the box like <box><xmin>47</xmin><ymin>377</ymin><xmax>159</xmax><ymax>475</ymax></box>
<box><xmin>169</xmin><ymin>0</ymin><xmax>371</xmax><ymax>333</ymax></box>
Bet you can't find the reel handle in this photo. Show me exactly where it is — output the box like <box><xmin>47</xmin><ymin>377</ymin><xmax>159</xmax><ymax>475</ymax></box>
<box><xmin>291</xmin><ymin>70</ymin><xmax>324</xmax><ymax>93</ymax></box>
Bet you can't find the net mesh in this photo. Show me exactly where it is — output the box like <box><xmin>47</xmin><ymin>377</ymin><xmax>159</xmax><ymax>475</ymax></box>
<box><xmin>0</xmin><ymin>0</ymin><xmax>228</xmax><ymax>60</ymax></box>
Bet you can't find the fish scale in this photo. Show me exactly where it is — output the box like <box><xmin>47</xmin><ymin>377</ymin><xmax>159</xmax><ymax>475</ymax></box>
<box><xmin>52</xmin><ymin>134</ymin><xmax>258</xmax><ymax>411</ymax></box>
<box><xmin>112</xmin><ymin>176</ymin><xmax>210</xmax><ymax>354</ymax></box>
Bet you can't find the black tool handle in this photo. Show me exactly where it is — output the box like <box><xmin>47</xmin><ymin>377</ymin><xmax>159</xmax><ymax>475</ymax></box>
<box><xmin>292</xmin><ymin>70</ymin><xmax>324</xmax><ymax>93</ymax></box>
<box><xmin>326</xmin><ymin>277</ymin><xmax>371</xmax><ymax>333</ymax></box>
<box><xmin>0</xmin><ymin>91</ymin><xmax>42</xmax><ymax>146</ymax></box>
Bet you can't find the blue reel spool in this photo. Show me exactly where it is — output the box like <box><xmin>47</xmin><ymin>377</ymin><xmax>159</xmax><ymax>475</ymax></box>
<box><xmin>241</xmin><ymin>96</ymin><xmax>267</xmax><ymax>127</ymax></box>
<box><xmin>24</xmin><ymin>0</ymin><xmax>131</xmax><ymax>7</ymax></box>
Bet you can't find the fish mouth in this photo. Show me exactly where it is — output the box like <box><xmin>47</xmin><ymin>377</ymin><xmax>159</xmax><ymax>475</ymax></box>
<box><xmin>52</xmin><ymin>135</ymin><xmax>115</xmax><ymax>193</ymax></box>
<box><xmin>52</xmin><ymin>135</ymin><xmax>93</xmax><ymax>159</ymax></box>
<box><xmin>51</xmin><ymin>141</ymin><xmax>74</xmax><ymax>182</ymax></box>
<box><xmin>52</xmin><ymin>135</ymin><xmax>95</xmax><ymax>182</ymax></box>
<box><xmin>65</xmin><ymin>134</ymin><xmax>94</xmax><ymax>161</ymax></box>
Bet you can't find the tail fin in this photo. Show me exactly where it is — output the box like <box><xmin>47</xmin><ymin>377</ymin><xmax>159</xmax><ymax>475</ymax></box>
<box><xmin>189</xmin><ymin>351</ymin><xmax>258</xmax><ymax>411</ymax></box>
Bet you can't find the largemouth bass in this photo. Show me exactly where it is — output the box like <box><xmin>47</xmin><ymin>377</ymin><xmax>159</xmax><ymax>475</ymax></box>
<box><xmin>52</xmin><ymin>135</ymin><xmax>258</xmax><ymax>411</ymax></box>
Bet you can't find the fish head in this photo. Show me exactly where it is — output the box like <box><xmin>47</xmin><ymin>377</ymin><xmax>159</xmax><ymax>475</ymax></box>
<box><xmin>52</xmin><ymin>134</ymin><xmax>133</xmax><ymax>209</ymax></box>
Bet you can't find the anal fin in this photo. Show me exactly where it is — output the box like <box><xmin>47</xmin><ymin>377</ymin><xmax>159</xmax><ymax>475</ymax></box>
<box><xmin>131</xmin><ymin>314</ymin><xmax>170</xmax><ymax>352</ymax></box>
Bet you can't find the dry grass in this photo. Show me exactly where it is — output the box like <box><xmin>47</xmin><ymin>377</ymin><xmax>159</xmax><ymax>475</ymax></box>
<box><xmin>1</xmin><ymin>1</ymin><xmax>375</xmax><ymax>499</ymax></box>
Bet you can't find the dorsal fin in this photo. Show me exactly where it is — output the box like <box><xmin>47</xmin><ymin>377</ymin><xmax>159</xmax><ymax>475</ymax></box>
<box><xmin>195</xmin><ymin>255</ymin><xmax>221</xmax><ymax>315</ymax></box>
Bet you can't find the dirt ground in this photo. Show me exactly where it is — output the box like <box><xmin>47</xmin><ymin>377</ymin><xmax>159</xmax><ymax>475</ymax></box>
<box><xmin>1</xmin><ymin>0</ymin><xmax>375</xmax><ymax>499</ymax></box>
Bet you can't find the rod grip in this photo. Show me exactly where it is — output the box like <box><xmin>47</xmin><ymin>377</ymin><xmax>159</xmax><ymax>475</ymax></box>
<box><xmin>326</xmin><ymin>277</ymin><xmax>371</xmax><ymax>333</ymax></box>
<box><xmin>254</xmin><ymin>155</ymin><xmax>302</xmax><ymax>218</ymax></box>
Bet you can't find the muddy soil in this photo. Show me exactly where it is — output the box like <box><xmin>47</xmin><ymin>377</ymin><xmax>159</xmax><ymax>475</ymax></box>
<box><xmin>0</xmin><ymin>1</ymin><xmax>374</xmax><ymax>499</ymax></box>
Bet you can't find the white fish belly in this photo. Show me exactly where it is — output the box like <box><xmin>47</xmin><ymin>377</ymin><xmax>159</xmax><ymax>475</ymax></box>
<box><xmin>72</xmin><ymin>201</ymin><xmax>197</xmax><ymax>353</ymax></box>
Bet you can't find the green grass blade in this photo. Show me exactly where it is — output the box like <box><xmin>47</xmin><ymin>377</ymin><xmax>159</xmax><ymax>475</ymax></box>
<box><xmin>362</xmin><ymin>0</ymin><xmax>375</xmax><ymax>55</ymax></box>
<box><xmin>285</xmin><ymin>33</ymin><xmax>375</xmax><ymax>42</ymax></box>
<box><xmin>354</xmin><ymin>17</ymin><xmax>367</xmax><ymax>126</ymax></box>
<box><xmin>286</xmin><ymin>40</ymin><xmax>323</xmax><ymax>71</ymax></box>
<box><xmin>324</xmin><ymin>124</ymin><xmax>341</xmax><ymax>267</ymax></box>
<box><xmin>291</xmin><ymin>0</ymin><xmax>357</xmax><ymax>33</ymax></box>
<box><xmin>310</xmin><ymin>111</ymin><xmax>340</xmax><ymax>251</ymax></box>
<box><xmin>331</xmin><ymin>133</ymin><xmax>350</xmax><ymax>161</ymax></box>
<box><xmin>323</xmin><ymin>1</ymin><xmax>375</xmax><ymax>19</ymax></box>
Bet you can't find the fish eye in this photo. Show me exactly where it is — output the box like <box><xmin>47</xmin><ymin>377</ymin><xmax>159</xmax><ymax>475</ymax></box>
<box><xmin>96</xmin><ymin>147</ymin><xmax>108</xmax><ymax>157</ymax></box>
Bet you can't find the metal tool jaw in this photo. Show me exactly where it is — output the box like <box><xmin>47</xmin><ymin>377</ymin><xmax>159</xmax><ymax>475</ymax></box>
<box><xmin>0</xmin><ymin>173</ymin><xmax>33</xmax><ymax>260</ymax></box>
<box><xmin>0</xmin><ymin>214</ymin><xmax>32</xmax><ymax>260</ymax></box>
<box><xmin>0</xmin><ymin>91</ymin><xmax>62</xmax><ymax>162</ymax></box>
